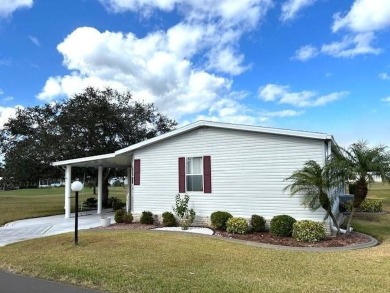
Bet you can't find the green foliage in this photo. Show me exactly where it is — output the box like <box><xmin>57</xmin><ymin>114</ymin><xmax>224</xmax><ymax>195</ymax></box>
<box><xmin>0</xmin><ymin>87</ymin><xmax>177</xmax><ymax>187</ymax></box>
<box><xmin>210</xmin><ymin>211</ymin><xmax>233</xmax><ymax>230</ymax></box>
<box><xmin>226</xmin><ymin>217</ymin><xmax>249</xmax><ymax>234</ymax></box>
<box><xmin>250</xmin><ymin>214</ymin><xmax>266</xmax><ymax>232</ymax></box>
<box><xmin>140</xmin><ymin>211</ymin><xmax>154</xmax><ymax>224</ymax></box>
<box><xmin>82</xmin><ymin>197</ymin><xmax>97</xmax><ymax>209</ymax></box>
<box><xmin>172</xmin><ymin>193</ymin><xmax>196</xmax><ymax>229</ymax></box>
<box><xmin>270</xmin><ymin>215</ymin><xmax>296</xmax><ymax>237</ymax></box>
<box><xmin>114</xmin><ymin>209</ymin><xmax>125</xmax><ymax>223</ymax></box>
<box><xmin>122</xmin><ymin>212</ymin><xmax>134</xmax><ymax>224</ymax></box>
<box><xmin>162</xmin><ymin>212</ymin><xmax>177</xmax><ymax>227</ymax></box>
<box><xmin>109</xmin><ymin>196</ymin><xmax>126</xmax><ymax>211</ymax></box>
<box><xmin>344</xmin><ymin>198</ymin><xmax>383</xmax><ymax>213</ymax></box>
<box><xmin>292</xmin><ymin>220</ymin><xmax>326</xmax><ymax>242</ymax></box>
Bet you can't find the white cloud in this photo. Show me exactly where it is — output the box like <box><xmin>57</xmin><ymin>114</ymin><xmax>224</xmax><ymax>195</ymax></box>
<box><xmin>332</xmin><ymin>0</ymin><xmax>390</xmax><ymax>33</ymax></box>
<box><xmin>28</xmin><ymin>35</ymin><xmax>40</xmax><ymax>46</ymax></box>
<box><xmin>379</xmin><ymin>72</ymin><xmax>390</xmax><ymax>80</ymax></box>
<box><xmin>382</xmin><ymin>97</ymin><xmax>390</xmax><ymax>103</ymax></box>
<box><xmin>280</xmin><ymin>0</ymin><xmax>317</xmax><ymax>22</ymax></box>
<box><xmin>0</xmin><ymin>0</ymin><xmax>33</xmax><ymax>18</ymax></box>
<box><xmin>0</xmin><ymin>88</ymin><xmax>3</xmax><ymax>95</ymax></box>
<box><xmin>263</xmin><ymin>109</ymin><xmax>304</xmax><ymax>117</ymax></box>
<box><xmin>321</xmin><ymin>32</ymin><xmax>381</xmax><ymax>58</ymax></box>
<box><xmin>0</xmin><ymin>106</ymin><xmax>22</xmax><ymax>129</ymax></box>
<box><xmin>258</xmin><ymin>83</ymin><xmax>348</xmax><ymax>107</ymax></box>
<box><xmin>292</xmin><ymin>45</ymin><xmax>319</xmax><ymax>61</ymax></box>
<box><xmin>37</xmin><ymin>27</ymin><xmax>232</xmax><ymax>118</ymax></box>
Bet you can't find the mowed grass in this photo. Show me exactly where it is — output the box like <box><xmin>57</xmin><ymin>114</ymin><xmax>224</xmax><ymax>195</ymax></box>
<box><xmin>0</xmin><ymin>184</ymin><xmax>389</xmax><ymax>292</ymax></box>
<box><xmin>0</xmin><ymin>186</ymin><xmax>127</xmax><ymax>226</ymax></box>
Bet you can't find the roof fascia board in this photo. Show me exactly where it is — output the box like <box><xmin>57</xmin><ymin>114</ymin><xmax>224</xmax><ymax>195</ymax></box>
<box><xmin>52</xmin><ymin>153</ymin><xmax>116</xmax><ymax>167</ymax></box>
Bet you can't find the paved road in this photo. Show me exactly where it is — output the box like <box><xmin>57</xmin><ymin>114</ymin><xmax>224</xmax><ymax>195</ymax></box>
<box><xmin>0</xmin><ymin>270</ymin><xmax>106</xmax><ymax>293</ymax></box>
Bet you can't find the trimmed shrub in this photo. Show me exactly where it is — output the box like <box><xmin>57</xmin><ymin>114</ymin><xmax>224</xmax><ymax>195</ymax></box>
<box><xmin>226</xmin><ymin>217</ymin><xmax>249</xmax><ymax>234</ymax></box>
<box><xmin>270</xmin><ymin>215</ymin><xmax>296</xmax><ymax>237</ymax></box>
<box><xmin>250</xmin><ymin>214</ymin><xmax>266</xmax><ymax>232</ymax></box>
<box><xmin>293</xmin><ymin>220</ymin><xmax>326</xmax><ymax>243</ymax></box>
<box><xmin>140</xmin><ymin>211</ymin><xmax>154</xmax><ymax>224</ymax></box>
<box><xmin>210</xmin><ymin>211</ymin><xmax>233</xmax><ymax>230</ymax></box>
<box><xmin>122</xmin><ymin>212</ymin><xmax>134</xmax><ymax>224</ymax></box>
<box><xmin>162</xmin><ymin>211</ymin><xmax>177</xmax><ymax>227</ymax></box>
<box><xmin>114</xmin><ymin>209</ymin><xmax>125</xmax><ymax>223</ymax></box>
<box><xmin>109</xmin><ymin>197</ymin><xmax>126</xmax><ymax>211</ymax></box>
<box><xmin>82</xmin><ymin>197</ymin><xmax>97</xmax><ymax>209</ymax></box>
<box><xmin>344</xmin><ymin>198</ymin><xmax>383</xmax><ymax>213</ymax></box>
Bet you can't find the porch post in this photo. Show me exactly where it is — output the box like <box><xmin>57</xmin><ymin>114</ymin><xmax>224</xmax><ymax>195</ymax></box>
<box><xmin>64</xmin><ymin>165</ymin><xmax>72</xmax><ymax>218</ymax></box>
<box><xmin>97</xmin><ymin>166</ymin><xmax>103</xmax><ymax>215</ymax></box>
<box><xmin>126</xmin><ymin>166</ymin><xmax>132</xmax><ymax>213</ymax></box>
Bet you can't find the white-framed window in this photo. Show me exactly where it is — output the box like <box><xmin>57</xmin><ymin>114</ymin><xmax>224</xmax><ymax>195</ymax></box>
<box><xmin>186</xmin><ymin>157</ymin><xmax>203</xmax><ymax>192</ymax></box>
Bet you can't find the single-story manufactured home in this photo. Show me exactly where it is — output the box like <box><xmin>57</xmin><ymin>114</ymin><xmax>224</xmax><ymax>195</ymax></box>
<box><xmin>53</xmin><ymin>120</ymin><xmax>341</xmax><ymax>230</ymax></box>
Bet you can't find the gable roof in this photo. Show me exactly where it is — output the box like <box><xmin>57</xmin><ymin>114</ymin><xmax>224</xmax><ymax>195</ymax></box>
<box><xmin>53</xmin><ymin>120</ymin><xmax>335</xmax><ymax>168</ymax></box>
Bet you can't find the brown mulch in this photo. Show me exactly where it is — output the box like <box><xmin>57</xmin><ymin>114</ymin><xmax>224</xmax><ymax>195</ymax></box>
<box><xmin>97</xmin><ymin>223</ymin><xmax>373</xmax><ymax>248</ymax></box>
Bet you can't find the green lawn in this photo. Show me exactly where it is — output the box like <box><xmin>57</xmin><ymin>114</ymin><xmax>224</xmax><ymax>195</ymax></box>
<box><xmin>0</xmin><ymin>186</ymin><xmax>127</xmax><ymax>226</ymax></box>
<box><xmin>0</xmin><ymin>184</ymin><xmax>389</xmax><ymax>293</ymax></box>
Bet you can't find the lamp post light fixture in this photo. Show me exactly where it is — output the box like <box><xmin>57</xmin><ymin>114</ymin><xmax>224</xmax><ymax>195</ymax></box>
<box><xmin>71</xmin><ymin>179</ymin><xmax>84</xmax><ymax>245</ymax></box>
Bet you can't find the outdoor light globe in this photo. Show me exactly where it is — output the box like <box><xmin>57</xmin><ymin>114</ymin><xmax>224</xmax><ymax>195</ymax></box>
<box><xmin>71</xmin><ymin>180</ymin><xmax>84</xmax><ymax>192</ymax></box>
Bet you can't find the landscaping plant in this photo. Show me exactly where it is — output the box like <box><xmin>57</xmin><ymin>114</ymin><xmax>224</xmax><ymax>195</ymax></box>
<box><xmin>140</xmin><ymin>211</ymin><xmax>154</xmax><ymax>224</ymax></box>
<box><xmin>250</xmin><ymin>214</ymin><xmax>266</xmax><ymax>232</ymax></box>
<box><xmin>172</xmin><ymin>193</ymin><xmax>195</xmax><ymax>230</ymax></box>
<box><xmin>122</xmin><ymin>212</ymin><xmax>134</xmax><ymax>224</ymax></box>
<box><xmin>270</xmin><ymin>215</ymin><xmax>296</xmax><ymax>237</ymax></box>
<box><xmin>162</xmin><ymin>211</ymin><xmax>177</xmax><ymax>227</ymax></box>
<box><xmin>292</xmin><ymin>220</ymin><xmax>326</xmax><ymax>242</ymax></box>
<box><xmin>114</xmin><ymin>209</ymin><xmax>125</xmax><ymax>223</ymax></box>
<box><xmin>226</xmin><ymin>217</ymin><xmax>249</xmax><ymax>234</ymax></box>
<box><xmin>210</xmin><ymin>211</ymin><xmax>233</xmax><ymax>231</ymax></box>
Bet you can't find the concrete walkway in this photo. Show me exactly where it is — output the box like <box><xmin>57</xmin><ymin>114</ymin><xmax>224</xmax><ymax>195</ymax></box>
<box><xmin>0</xmin><ymin>211</ymin><xmax>114</xmax><ymax>247</ymax></box>
<box><xmin>0</xmin><ymin>270</ymin><xmax>105</xmax><ymax>293</ymax></box>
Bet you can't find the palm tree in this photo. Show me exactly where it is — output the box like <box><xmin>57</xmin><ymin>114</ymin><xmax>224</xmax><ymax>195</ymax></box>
<box><xmin>330</xmin><ymin>140</ymin><xmax>390</xmax><ymax>233</ymax></box>
<box><xmin>284</xmin><ymin>160</ymin><xmax>341</xmax><ymax>234</ymax></box>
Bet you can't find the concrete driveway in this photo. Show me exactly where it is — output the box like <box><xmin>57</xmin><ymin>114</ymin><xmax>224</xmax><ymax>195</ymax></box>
<box><xmin>0</xmin><ymin>211</ymin><xmax>114</xmax><ymax>247</ymax></box>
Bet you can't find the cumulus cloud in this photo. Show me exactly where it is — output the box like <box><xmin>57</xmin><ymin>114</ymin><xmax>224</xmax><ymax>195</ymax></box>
<box><xmin>258</xmin><ymin>84</ymin><xmax>348</xmax><ymax>107</ymax></box>
<box><xmin>0</xmin><ymin>106</ymin><xmax>22</xmax><ymax>129</ymax></box>
<box><xmin>0</xmin><ymin>0</ymin><xmax>33</xmax><ymax>18</ymax></box>
<box><xmin>382</xmin><ymin>97</ymin><xmax>390</xmax><ymax>103</ymax></box>
<box><xmin>280</xmin><ymin>0</ymin><xmax>317</xmax><ymax>22</ymax></box>
<box><xmin>292</xmin><ymin>45</ymin><xmax>319</xmax><ymax>61</ymax></box>
<box><xmin>379</xmin><ymin>72</ymin><xmax>390</xmax><ymax>80</ymax></box>
<box><xmin>332</xmin><ymin>0</ymin><xmax>390</xmax><ymax>33</ymax></box>
<box><xmin>38</xmin><ymin>1</ymin><xmax>274</xmax><ymax>121</ymax></box>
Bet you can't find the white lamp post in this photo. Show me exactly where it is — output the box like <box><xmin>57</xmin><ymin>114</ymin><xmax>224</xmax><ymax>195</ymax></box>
<box><xmin>71</xmin><ymin>179</ymin><xmax>84</xmax><ymax>245</ymax></box>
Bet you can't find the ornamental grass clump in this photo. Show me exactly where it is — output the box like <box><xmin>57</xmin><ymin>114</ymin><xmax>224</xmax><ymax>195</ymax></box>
<box><xmin>270</xmin><ymin>215</ymin><xmax>296</xmax><ymax>237</ymax></box>
<box><xmin>250</xmin><ymin>214</ymin><xmax>266</xmax><ymax>232</ymax></box>
<box><xmin>292</xmin><ymin>220</ymin><xmax>326</xmax><ymax>242</ymax></box>
<box><xmin>210</xmin><ymin>211</ymin><xmax>233</xmax><ymax>231</ymax></box>
<box><xmin>226</xmin><ymin>217</ymin><xmax>249</xmax><ymax>234</ymax></box>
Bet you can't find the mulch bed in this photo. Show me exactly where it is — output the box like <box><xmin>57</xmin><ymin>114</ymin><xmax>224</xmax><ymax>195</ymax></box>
<box><xmin>97</xmin><ymin>223</ymin><xmax>372</xmax><ymax>248</ymax></box>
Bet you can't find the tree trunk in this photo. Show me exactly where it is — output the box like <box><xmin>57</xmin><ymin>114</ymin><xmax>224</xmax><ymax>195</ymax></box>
<box><xmin>102</xmin><ymin>168</ymin><xmax>111</xmax><ymax>207</ymax></box>
<box><xmin>328</xmin><ymin>210</ymin><xmax>340</xmax><ymax>234</ymax></box>
<box><xmin>346</xmin><ymin>206</ymin><xmax>356</xmax><ymax>234</ymax></box>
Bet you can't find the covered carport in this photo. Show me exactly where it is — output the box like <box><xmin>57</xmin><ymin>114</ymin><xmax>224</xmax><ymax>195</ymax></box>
<box><xmin>53</xmin><ymin>153</ymin><xmax>133</xmax><ymax>218</ymax></box>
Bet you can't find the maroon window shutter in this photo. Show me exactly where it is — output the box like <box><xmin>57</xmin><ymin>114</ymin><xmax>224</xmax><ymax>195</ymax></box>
<box><xmin>203</xmin><ymin>156</ymin><xmax>212</xmax><ymax>193</ymax></box>
<box><xmin>134</xmin><ymin>159</ymin><xmax>140</xmax><ymax>185</ymax></box>
<box><xmin>178</xmin><ymin>157</ymin><xmax>185</xmax><ymax>193</ymax></box>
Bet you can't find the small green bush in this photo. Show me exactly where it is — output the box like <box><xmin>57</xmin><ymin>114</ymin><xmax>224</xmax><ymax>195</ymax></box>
<box><xmin>292</xmin><ymin>220</ymin><xmax>326</xmax><ymax>242</ymax></box>
<box><xmin>210</xmin><ymin>211</ymin><xmax>233</xmax><ymax>230</ymax></box>
<box><xmin>122</xmin><ymin>212</ymin><xmax>133</xmax><ymax>224</ymax></box>
<box><xmin>82</xmin><ymin>197</ymin><xmax>97</xmax><ymax>209</ymax></box>
<box><xmin>270</xmin><ymin>215</ymin><xmax>296</xmax><ymax>237</ymax></box>
<box><xmin>226</xmin><ymin>217</ymin><xmax>248</xmax><ymax>234</ymax></box>
<box><xmin>162</xmin><ymin>211</ymin><xmax>177</xmax><ymax>227</ymax></box>
<box><xmin>140</xmin><ymin>211</ymin><xmax>154</xmax><ymax>224</ymax></box>
<box><xmin>250</xmin><ymin>214</ymin><xmax>266</xmax><ymax>232</ymax></box>
<box><xmin>344</xmin><ymin>198</ymin><xmax>383</xmax><ymax>213</ymax></box>
<box><xmin>114</xmin><ymin>209</ymin><xmax>125</xmax><ymax>223</ymax></box>
<box><xmin>109</xmin><ymin>197</ymin><xmax>126</xmax><ymax>211</ymax></box>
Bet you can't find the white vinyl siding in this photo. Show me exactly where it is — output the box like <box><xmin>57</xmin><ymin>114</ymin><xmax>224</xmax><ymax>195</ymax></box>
<box><xmin>132</xmin><ymin>127</ymin><xmax>328</xmax><ymax>222</ymax></box>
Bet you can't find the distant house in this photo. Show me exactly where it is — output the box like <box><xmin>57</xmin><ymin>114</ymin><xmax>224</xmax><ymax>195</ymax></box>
<box><xmin>53</xmin><ymin>120</ymin><xmax>341</xmax><ymax>230</ymax></box>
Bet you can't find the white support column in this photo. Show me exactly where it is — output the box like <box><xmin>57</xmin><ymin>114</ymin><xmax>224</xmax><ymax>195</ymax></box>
<box><xmin>97</xmin><ymin>166</ymin><xmax>103</xmax><ymax>215</ymax></box>
<box><xmin>64</xmin><ymin>165</ymin><xmax>72</xmax><ymax>218</ymax></box>
<box><xmin>126</xmin><ymin>166</ymin><xmax>132</xmax><ymax>213</ymax></box>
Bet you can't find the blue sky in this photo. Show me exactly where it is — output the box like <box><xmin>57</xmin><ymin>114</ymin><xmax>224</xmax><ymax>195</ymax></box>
<box><xmin>0</xmin><ymin>0</ymin><xmax>389</xmax><ymax>146</ymax></box>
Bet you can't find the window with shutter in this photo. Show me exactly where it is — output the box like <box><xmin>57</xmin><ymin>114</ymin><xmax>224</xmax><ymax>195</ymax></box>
<box><xmin>178</xmin><ymin>156</ymin><xmax>211</xmax><ymax>193</ymax></box>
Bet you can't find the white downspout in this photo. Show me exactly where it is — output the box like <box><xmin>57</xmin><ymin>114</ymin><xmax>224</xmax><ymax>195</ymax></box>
<box><xmin>98</xmin><ymin>166</ymin><xmax>103</xmax><ymax>215</ymax></box>
<box><xmin>64</xmin><ymin>165</ymin><xmax>72</xmax><ymax>218</ymax></box>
